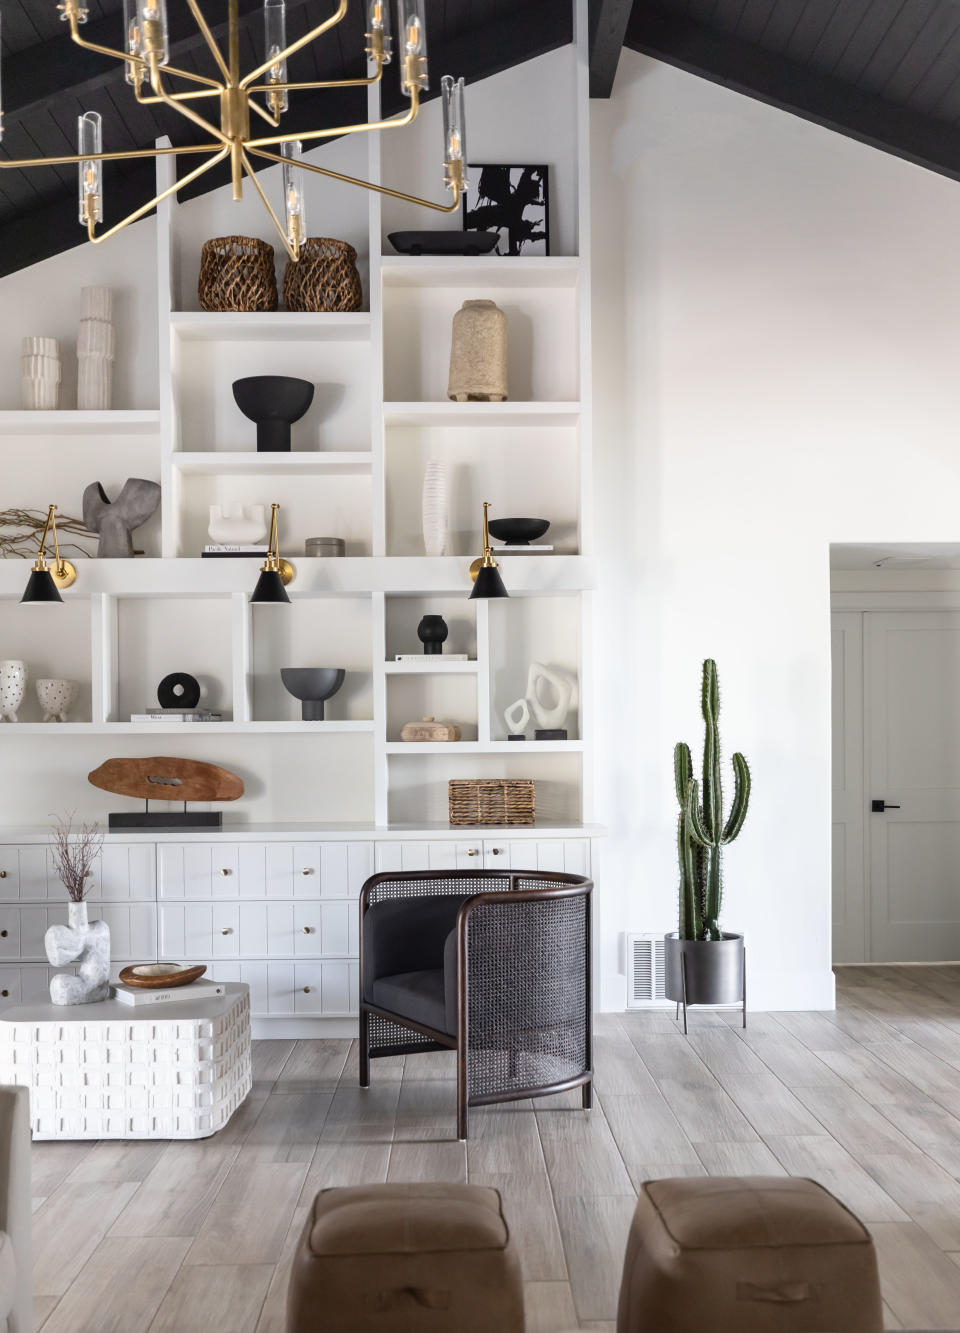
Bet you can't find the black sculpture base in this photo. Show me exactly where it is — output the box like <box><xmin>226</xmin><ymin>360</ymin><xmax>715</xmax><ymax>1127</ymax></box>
<box><xmin>109</xmin><ymin>811</ymin><xmax>223</xmax><ymax>830</ymax></box>
<box><xmin>535</xmin><ymin>728</ymin><xmax>568</xmax><ymax>741</ymax></box>
<box><xmin>508</xmin><ymin>734</ymin><xmax>526</xmax><ymax>741</ymax></box>
<box><xmin>300</xmin><ymin>700</ymin><xmax>328</xmax><ymax>721</ymax></box>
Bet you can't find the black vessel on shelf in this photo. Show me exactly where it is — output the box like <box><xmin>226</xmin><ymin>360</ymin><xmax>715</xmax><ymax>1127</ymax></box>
<box><xmin>417</xmin><ymin>615</ymin><xmax>449</xmax><ymax>655</ymax></box>
<box><xmin>232</xmin><ymin>376</ymin><xmax>315</xmax><ymax>452</ymax></box>
<box><xmin>280</xmin><ymin>668</ymin><xmax>345</xmax><ymax>721</ymax></box>
<box><xmin>388</xmin><ymin>231</ymin><xmax>499</xmax><ymax>257</ymax></box>
<box><xmin>487</xmin><ymin>517</ymin><xmax>550</xmax><ymax>546</ymax></box>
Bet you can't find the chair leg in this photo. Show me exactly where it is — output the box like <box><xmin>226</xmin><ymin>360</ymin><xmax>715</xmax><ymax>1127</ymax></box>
<box><xmin>581</xmin><ymin>1079</ymin><xmax>593</xmax><ymax>1110</ymax></box>
<box><xmin>359</xmin><ymin>1007</ymin><xmax>370</xmax><ymax>1088</ymax></box>
<box><xmin>457</xmin><ymin>1046</ymin><xmax>469</xmax><ymax>1141</ymax></box>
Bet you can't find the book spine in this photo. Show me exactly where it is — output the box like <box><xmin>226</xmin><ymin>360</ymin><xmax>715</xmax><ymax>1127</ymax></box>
<box><xmin>114</xmin><ymin>983</ymin><xmax>226</xmax><ymax>1005</ymax></box>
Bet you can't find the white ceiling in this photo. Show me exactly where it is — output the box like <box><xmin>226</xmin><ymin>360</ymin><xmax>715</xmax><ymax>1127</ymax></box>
<box><xmin>831</xmin><ymin>544</ymin><xmax>960</xmax><ymax>571</ymax></box>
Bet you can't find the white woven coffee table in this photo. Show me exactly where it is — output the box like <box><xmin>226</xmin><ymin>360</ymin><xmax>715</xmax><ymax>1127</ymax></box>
<box><xmin>0</xmin><ymin>982</ymin><xmax>251</xmax><ymax>1140</ymax></box>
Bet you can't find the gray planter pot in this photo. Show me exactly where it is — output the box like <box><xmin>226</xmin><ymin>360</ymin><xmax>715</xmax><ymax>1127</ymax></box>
<box><xmin>664</xmin><ymin>931</ymin><xmax>746</xmax><ymax>1032</ymax></box>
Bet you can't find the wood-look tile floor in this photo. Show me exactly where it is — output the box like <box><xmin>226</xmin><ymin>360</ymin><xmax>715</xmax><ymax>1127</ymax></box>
<box><xmin>29</xmin><ymin>965</ymin><xmax>960</xmax><ymax>1331</ymax></box>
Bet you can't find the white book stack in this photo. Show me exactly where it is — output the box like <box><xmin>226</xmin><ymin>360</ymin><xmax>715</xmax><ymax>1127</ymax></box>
<box><xmin>113</xmin><ymin>980</ymin><xmax>226</xmax><ymax>1006</ymax></box>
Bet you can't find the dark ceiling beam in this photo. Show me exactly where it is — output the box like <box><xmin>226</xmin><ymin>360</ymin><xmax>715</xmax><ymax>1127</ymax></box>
<box><xmin>626</xmin><ymin>6</ymin><xmax>960</xmax><ymax>185</ymax></box>
<box><xmin>588</xmin><ymin>0</ymin><xmax>632</xmax><ymax>98</ymax></box>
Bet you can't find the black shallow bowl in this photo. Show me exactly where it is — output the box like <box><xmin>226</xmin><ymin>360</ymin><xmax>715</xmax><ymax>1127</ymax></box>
<box><xmin>388</xmin><ymin>230</ymin><xmax>499</xmax><ymax>257</ymax></box>
<box><xmin>487</xmin><ymin>517</ymin><xmax>550</xmax><ymax>546</ymax></box>
<box><xmin>232</xmin><ymin>376</ymin><xmax>314</xmax><ymax>424</ymax></box>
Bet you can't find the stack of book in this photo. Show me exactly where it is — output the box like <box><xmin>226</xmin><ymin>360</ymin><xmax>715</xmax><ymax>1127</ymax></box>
<box><xmin>202</xmin><ymin>544</ymin><xmax>268</xmax><ymax>559</ymax></box>
<box><xmin>129</xmin><ymin>708</ymin><xmax>224</xmax><ymax>723</ymax></box>
<box><xmin>114</xmin><ymin>978</ymin><xmax>226</xmax><ymax>1006</ymax></box>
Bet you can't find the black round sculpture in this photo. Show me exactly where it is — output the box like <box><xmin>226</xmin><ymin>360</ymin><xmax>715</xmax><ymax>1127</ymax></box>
<box><xmin>280</xmin><ymin>668</ymin><xmax>345</xmax><ymax>721</ymax></box>
<box><xmin>157</xmin><ymin>672</ymin><xmax>201</xmax><ymax>709</ymax></box>
<box><xmin>487</xmin><ymin>517</ymin><xmax>550</xmax><ymax>546</ymax></box>
<box><xmin>417</xmin><ymin>615</ymin><xmax>449</xmax><ymax>655</ymax></box>
<box><xmin>232</xmin><ymin>376</ymin><xmax>315</xmax><ymax>452</ymax></box>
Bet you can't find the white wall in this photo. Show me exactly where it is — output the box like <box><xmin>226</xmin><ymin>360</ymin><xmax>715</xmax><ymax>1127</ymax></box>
<box><xmin>591</xmin><ymin>50</ymin><xmax>960</xmax><ymax>1009</ymax></box>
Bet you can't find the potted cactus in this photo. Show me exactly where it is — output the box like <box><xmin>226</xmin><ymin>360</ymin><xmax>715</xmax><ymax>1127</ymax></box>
<box><xmin>666</xmin><ymin>659</ymin><xmax>751</xmax><ymax>1030</ymax></box>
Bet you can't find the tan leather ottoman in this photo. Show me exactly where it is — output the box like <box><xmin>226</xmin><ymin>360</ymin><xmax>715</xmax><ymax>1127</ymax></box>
<box><xmin>617</xmin><ymin>1176</ymin><xmax>883</xmax><ymax>1333</ymax></box>
<box><xmin>286</xmin><ymin>1182</ymin><xmax>524</xmax><ymax>1332</ymax></box>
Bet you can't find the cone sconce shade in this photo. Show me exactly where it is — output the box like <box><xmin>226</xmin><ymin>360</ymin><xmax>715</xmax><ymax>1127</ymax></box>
<box><xmin>21</xmin><ymin>505</ymin><xmax>77</xmax><ymax>604</ymax></box>
<box><xmin>468</xmin><ymin>501</ymin><xmax>508</xmax><ymax>600</ymax></box>
<box><xmin>251</xmin><ymin>502</ymin><xmax>293</xmax><ymax>604</ymax></box>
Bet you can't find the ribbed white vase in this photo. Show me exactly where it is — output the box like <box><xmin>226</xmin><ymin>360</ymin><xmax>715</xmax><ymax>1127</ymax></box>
<box><xmin>422</xmin><ymin>459</ymin><xmax>449</xmax><ymax>557</ymax></box>
<box><xmin>21</xmin><ymin>337</ymin><xmax>61</xmax><ymax>410</ymax></box>
<box><xmin>77</xmin><ymin>287</ymin><xmax>115</xmax><ymax>410</ymax></box>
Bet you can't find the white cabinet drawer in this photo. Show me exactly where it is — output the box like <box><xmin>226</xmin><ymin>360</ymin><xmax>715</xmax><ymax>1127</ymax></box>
<box><xmin>161</xmin><ymin>841</ymin><xmax>373</xmax><ymax>901</ymax></box>
<box><xmin>375</xmin><ymin>841</ymin><xmax>483</xmax><ymax>873</ymax></box>
<box><xmin>0</xmin><ymin>844</ymin><xmax>155</xmax><ymax>902</ymax></box>
<box><xmin>0</xmin><ymin>966</ymin><xmax>19</xmax><ymax>1005</ymax></box>
<box><xmin>159</xmin><ymin>903</ymin><xmax>239</xmax><ymax>959</ymax></box>
<box><xmin>10</xmin><ymin>904</ymin><xmax>156</xmax><ymax>962</ymax></box>
<box><xmin>481</xmin><ymin>838</ymin><xmax>591</xmax><ymax>876</ymax></box>
<box><xmin>158</xmin><ymin>845</ymin><xmax>240</xmax><ymax>899</ymax></box>
<box><xmin>294</xmin><ymin>962</ymin><xmax>356</xmax><ymax>1014</ymax></box>
<box><xmin>179</xmin><ymin>901</ymin><xmax>357</xmax><ymax>959</ymax></box>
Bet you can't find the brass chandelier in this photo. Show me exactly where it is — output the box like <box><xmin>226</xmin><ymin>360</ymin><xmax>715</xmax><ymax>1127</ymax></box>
<box><xmin>0</xmin><ymin>0</ymin><xmax>468</xmax><ymax>260</ymax></box>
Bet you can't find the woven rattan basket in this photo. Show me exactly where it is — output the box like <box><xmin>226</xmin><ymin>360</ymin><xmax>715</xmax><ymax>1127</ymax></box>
<box><xmin>283</xmin><ymin>237</ymin><xmax>363</xmax><ymax>312</ymax></box>
<box><xmin>449</xmin><ymin>778</ymin><xmax>535</xmax><ymax>826</ymax></box>
<box><xmin>198</xmin><ymin>236</ymin><xmax>278</xmax><ymax>312</ymax></box>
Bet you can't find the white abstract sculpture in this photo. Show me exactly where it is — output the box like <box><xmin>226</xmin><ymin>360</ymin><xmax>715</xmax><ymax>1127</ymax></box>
<box><xmin>208</xmin><ymin>503</ymin><xmax>268</xmax><ymax>545</ymax></box>
<box><xmin>503</xmin><ymin>697</ymin><xmax>530</xmax><ymax>736</ymax></box>
<box><xmin>77</xmin><ymin>286</ymin><xmax>116</xmax><ymax>410</ymax></box>
<box><xmin>422</xmin><ymin>459</ymin><xmax>449</xmax><ymax>556</ymax></box>
<box><xmin>527</xmin><ymin>662</ymin><xmax>574</xmax><ymax>731</ymax></box>
<box><xmin>45</xmin><ymin>901</ymin><xmax>111</xmax><ymax>1005</ymax></box>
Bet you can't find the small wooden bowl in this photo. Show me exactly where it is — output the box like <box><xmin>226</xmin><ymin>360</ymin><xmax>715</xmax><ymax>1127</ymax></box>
<box><xmin>118</xmin><ymin>963</ymin><xmax>206</xmax><ymax>990</ymax></box>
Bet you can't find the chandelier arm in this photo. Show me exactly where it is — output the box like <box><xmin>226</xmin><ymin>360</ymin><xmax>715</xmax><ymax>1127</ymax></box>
<box><xmin>87</xmin><ymin>145</ymin><xmax>230</xmax><ymax>245</ymax></box>
<box><xmin>239</xmin><ymin>149</ymin><xmax>298</xmax><ymax>262</ymax></box>
<box><xmin>247</xmin><ymin>145</ymin><xmax>462</xmax><ymax>213</ymax></box>
<box><xmin>0</xmin><ymin>143</ymin><xmax>220</xmax><ymax>170</ymax></box>
<box><xmin>249</xmin><ymin>98</ymin><xmax>281</xmax><ymax>129</ymax></box>
<box><xmin>239</xmin><ymin>0</ymin><xmax>348</xmax><ymax>89</ymax></box>
<box><xmin>246</xmin><ymin>88</ymin><xmax>418</xmax><ymax>150</ymax></box>
<box><xmin>65</xmin><ymin>15</ymin><xmax>224</xmax><ymax>91</ymax></box>
<box><xmin>149</xmin><ymin>59</ymin><xmax>229</xmax><ymax>145</ymax></box>
<box><xmin>184</xmin><ymin>0</ymin><xmax>233</xmax><ymax>84</ymax></box>
<box><xmin>135</xmin><ymin>86</ymin><xmax>222</xmax><ymax>105</ymax></box>
<box><xmin>248</xmin><ymin>64</ymin><xmax>385</xmax><ymax>94</ymax></box>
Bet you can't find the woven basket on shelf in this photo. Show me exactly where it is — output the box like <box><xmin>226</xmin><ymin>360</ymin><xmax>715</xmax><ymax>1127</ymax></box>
<box><xmin>449</xmin><ymin>779</ymin><xmax>536</xmax><ymax>827</ymax></box>
<box><xmin>198</xmin><ymin>236</ymin><xmax>278</xmax><ymax>312</ymax></box>
<box><xmin>283</xmin><ymin>237</ymin><xmax>363</xmax><ymax>312</ymax></box>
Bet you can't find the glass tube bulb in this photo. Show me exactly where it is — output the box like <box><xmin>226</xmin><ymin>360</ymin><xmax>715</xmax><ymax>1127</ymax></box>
<box><xmin>441</xmin><ymin>74</ymin><xmax>467</xmax><ymax>190</ymax></box>
<box><xmin>122</xmin><ymin>0</ymin><xmax>142</xmax><ymax>85</ymax></box>
<box><xmin>367</xmin><ymin>0</ymin><xmax>392</xmax><ymax>64</ymax></box>
<box><xmin>397</xmin><ymin>0</ymin><xmax>428</xmax><ymax>95</ymax></box>
<box><xmin>77</xmin><ymin>111</ymin><xmax>103</xmax><ymax>226</ymax></box>
<box><xmin>136</xmin><ymin>0</ymin><xmax>168</xmax><ymax>62</ymax></box>
<box><xmin>264</xmin><ymin>0</ymin><xmax>289</xmax><ymax>114</ymax></box>
<box><xmin>281</xmin><ymin>141</ymin><xmax>306</xmax><ymax>248</ymax></box>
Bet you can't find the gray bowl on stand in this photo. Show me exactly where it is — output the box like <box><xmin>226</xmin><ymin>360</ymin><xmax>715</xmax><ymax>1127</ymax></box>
<box><xmin>280</xmin><ymin>668</ymin><xmax>345</xmax><ymax>720</ymax></box>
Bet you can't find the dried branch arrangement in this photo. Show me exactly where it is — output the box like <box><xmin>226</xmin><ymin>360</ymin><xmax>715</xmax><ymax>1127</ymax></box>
<box><xmin>0</xmin><ymin>508</ymin><xmax>95</xmax><ymax>560</ymax></box>
<box><xmin>49</xmin><ymin>812</ymin><xmax>104</xmax><ymax>902</ymax></box>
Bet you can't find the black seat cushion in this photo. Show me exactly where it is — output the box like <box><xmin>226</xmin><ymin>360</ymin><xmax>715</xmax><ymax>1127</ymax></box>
<box><xmin>370</xmin><ymin>969</ymin><xmax>452</xmax><ymax>1034</ymax></box>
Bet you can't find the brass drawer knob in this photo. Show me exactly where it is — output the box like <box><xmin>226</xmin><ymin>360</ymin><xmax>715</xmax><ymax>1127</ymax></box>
<box><xmin>301</xmin><ymin>926</ymin><xmax>313</xmax><ymax>934</ymax></box>
<box><xmin>0</xmin><ymin>931</ymin><xmax>8</xmax><ymax>939</ymax></box>
<box><xmin>0</xmin><ymin>990</ymin><xmax>8</xmax><ymax>998</ymax></box>
<box><xmin>467</xmin><ymin>848</ymin><xmax>479</xmax><ymax>856</ymax></box>
<box><xmin>221</xmin><ymin>927</ymin><xmax>232</xmax><ymax>935</ymax></box>
<box><xmin>491</xmin><ymin>848</ymin><xmax>503</xmax><ymax>855</ymax></box>
<box><xmin>220</xmin><ymin>868</ymin><xmax>232</xmax><ymax>877</ymax></box>
<box><xmin>303</xmin><ymin>986</ymin><xmax>312</xmax><ymax>993</ymax></box>
<box><xmin>0</xmin><ymin>871</ymin><xmax>7</xmax><ymax>879</ymax></box>
<box><xmin>301</xmin><ymin>867</ymin><xmax>313</xmax><ymax>876</ymax></box>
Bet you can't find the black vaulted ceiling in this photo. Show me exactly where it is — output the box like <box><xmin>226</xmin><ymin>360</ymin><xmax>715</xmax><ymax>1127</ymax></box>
<box><xmin>5</xmin><ymin>2</ymin><xmax>960</xmax><ymax>276</ymax></box>
<box><xmin>0</xmin><ymin>0</ymin><xmax>572</xmax><ymax>276</ymax></box>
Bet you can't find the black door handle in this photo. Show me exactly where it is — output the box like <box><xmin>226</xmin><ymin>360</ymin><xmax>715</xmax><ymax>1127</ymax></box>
<box><xmin>871</xmin><ymin>800</ymin><xmax>901</xmax><ymax>813</ymax></box>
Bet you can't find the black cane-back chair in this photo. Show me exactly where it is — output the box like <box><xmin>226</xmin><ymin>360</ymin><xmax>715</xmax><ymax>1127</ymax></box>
<box><xmin>359</xmin><ymin>869</ymin><xmax>593</xmax><ymax>1140</ymax></box>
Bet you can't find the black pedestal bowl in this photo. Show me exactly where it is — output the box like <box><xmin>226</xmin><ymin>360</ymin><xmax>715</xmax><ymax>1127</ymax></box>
<box><xmin>487</xmin><ymin>517</ymin><xmax>551</xmax><ymax>546</ymax></box>
<box><xmin>281</xmin><ymin>668</ymin><xmax>345</xmax><ymax>721</ymax></box>
<box><xmin>233</xmin><ymin>376</ymin><xmax>315</xmax><ymax>452</ymax></box>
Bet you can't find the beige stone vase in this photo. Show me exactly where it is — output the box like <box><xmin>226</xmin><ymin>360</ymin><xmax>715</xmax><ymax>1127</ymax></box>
<box><xmin>447</xmin><ymin>299</ymin><xmax>508</xmax><ymax>402</ymax></box>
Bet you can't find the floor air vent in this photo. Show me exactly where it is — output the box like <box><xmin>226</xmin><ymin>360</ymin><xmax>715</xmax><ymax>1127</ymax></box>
<box><xmin>626</xmin><ymin>932</ymin><xmax>668</xmax><ymax>1008</ymax></box>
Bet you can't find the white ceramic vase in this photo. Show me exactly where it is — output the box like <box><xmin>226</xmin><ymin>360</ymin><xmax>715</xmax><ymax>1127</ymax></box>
<box><xmin>45</xmin><ymin>900</ymin><xmax>111</xmax><ymax>1005</ymax></box>
<box><xmin>77</xmin><ymin>287</ymin><xmax>115</xmax><ymax>411</ymax></box>
<box><xmin>36</xmin><ymin>678</ymin><xmax>78</xmax><ymax>723</ymax></box>
<box><xmin>21</xmin><ymin>336</ymin><xmax>61</xmax><ymax>410</ymax></box>
<box><xmin>0</xmin><ymin>661</ymin><xmax>26</xmax><ymax>722</ymax></box>
<box><xmin>421</xmin><ymin>459</ymin><xmax>449</xmax><ymax>557</ymax></box>
<box><xmin>208</xmin><ymin>503</ymin><xmax>268</xmax><ymax>545</ymax></box>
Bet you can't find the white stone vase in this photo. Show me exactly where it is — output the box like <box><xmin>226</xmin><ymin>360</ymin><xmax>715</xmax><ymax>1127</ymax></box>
<box><xmin>447</xmin><ymin>299</ymin><xmax>508</xmax><ymax>402</ymax></box>
<box><xmin>21</xmin><ymin>336</ymin><xmax>61</xmax><ymax>410</ymax></box>
<box><xmin>36</xmin><ymin>679</ymin><xmax>78</xmax><ymax>723</ymax></box>
<box><xmin>208</xmin><ymin>503</ymin><xmax>268</xmax><ymax>545</ymax></box>
<box><xmin>77</xmin><ymin>287</ymin><xmax>116</xmax><ymax>411</ymax></box>
<box><xmin>45</xmin><ymin>900</ymin><xmax>111</xmax><ymax>1005</ymax></box>
<box><xmin>421</xmin><ymin>459</ymin><xmax>449</xmax><ymax>557</ymax></box>
<box><xmin>0</xmin><ymin>661</ymin><xmax>26</xmax><ymax>722</ymax></box>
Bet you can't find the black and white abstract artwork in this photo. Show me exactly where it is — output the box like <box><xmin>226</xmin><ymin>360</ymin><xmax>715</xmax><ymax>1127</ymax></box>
<box><xmin>463</xmin><ymin>165</ymin><xmax>550</xmax><ymax>256</ymax></box>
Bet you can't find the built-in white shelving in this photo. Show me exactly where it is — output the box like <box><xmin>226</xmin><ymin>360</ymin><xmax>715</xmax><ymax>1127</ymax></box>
<box><xmin>171</xmin><ymin>451</ymin><xmax>373</xmax><ymax>476</ymax></box>
<box><xmin>383</xmin><ymin>402</ymin><xmax>581</xmax><ymax>427</ymax></box>
<box><xmin>0</xmin><ymin>410</ymin><xmax>160</xmax><ymax>435</ymax></box>
<box><xmin>170</xmin><ymin>311</ymin><xmax>371</xmax><ymax>342</ymax></box>
<box><xmin>380</xmin><ymin>256</ymin><xmax>581</xmax><ymax>289</ymax></box>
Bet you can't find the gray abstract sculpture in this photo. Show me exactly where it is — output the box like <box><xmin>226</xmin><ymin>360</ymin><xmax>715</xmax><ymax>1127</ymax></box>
<box><xmin>83</xmin><ymin>478</ymin><xmax>161</xmax><ymax>558</ymax></box>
